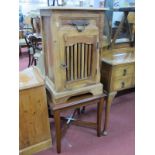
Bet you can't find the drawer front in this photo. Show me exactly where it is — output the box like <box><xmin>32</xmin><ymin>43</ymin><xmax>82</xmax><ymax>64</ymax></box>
<box><xmin>112</xmin><ymin>64</ymin><xmax>134</xmax><ymax>78</ymax></box>
<box><xmin>111</xmin><ymin>76</ymin><xmax>132</xmax><ymax>91</ymax></box>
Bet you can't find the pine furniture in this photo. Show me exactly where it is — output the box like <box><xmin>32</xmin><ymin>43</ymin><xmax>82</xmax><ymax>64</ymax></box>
<box><xmin>47</xmin><ymin>92</ymin><xmax>105</xmax><ymax>153</ymax></box>
<box><xmin>40</xmin><ymin>7</ymin><xmax>108</xmax><ymax>104</ymax></box>
<box><xmin>19</xmin><ymin>67</ymin><xmax>52</xmax><ymax>155</ymax></box>
<box><xmin>100</xmin><ymin>48</ymin><xmax>135</xmax><ymax>135</ymax></box>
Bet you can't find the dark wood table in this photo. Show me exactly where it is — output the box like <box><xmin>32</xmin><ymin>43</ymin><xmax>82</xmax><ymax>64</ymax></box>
<box><xmin>48</xmin><ymin>93</ymin><xmax>105</xmax><ymax>153</ymax></box>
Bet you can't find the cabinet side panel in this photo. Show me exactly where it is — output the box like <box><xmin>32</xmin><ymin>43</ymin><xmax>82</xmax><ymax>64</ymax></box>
<box><xmin>19</xmin><ymin>86</ymin><xmax>51</xmax><ymax>149</ymax></box>
<box><xmin>41</xmin><ymin>16</ymin><xmax>54</xmax><ymax>83</ymax></box>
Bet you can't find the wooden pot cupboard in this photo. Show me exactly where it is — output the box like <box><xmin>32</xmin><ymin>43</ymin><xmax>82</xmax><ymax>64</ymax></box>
<box><xmin>19</xmin><ymin>67</ymin><xmax>52</xmax><ymax>155</ymax></box>
<box><xmin>40</xmin><ymin>7</ymin><xmax>108</xmax><ymax>104</ymax></box>
<box><xmin>100</xmin><ymin>47</ymin><xmax>135</xmax><ymax>135</ymax></box>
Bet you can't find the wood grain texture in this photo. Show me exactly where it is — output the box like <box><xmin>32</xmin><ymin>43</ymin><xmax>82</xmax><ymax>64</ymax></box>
<box><xmin>19</xmin><ymin>68</ymin><xmax>52</xmax><ymax>154</ymax></box>
<box><xmin>46</xmin><ymin>77</ymin><xmax>103</xmax><ymax>104</ymax></box>
<box><xmin>100</xmin><ymin>48</ymin><xmax>135</xmax><ymax>135</ymax></box>
<box><xmin>48</xmin><ymin>92</ymin><xmax>105</xmax><ymax>153</ymax></box>
<box><xmin>40</xmin><ymin>8</ymin><xmax>104</xmax><ymax>95</ymax></box>
<box><xmin>19</xmin><ymin>139</ymin><xmax>51</xmax><ymax>155</ymax></box>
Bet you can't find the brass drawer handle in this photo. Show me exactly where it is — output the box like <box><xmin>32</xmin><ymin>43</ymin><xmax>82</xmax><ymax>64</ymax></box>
<box><xmin>123</xmin><ymin>69</ymin><xmax>127</xmax><ymax>76</ymax></box>
<box><xmin>121</xmin><ymin>82</ymin><xmax>125</xmax><ymax>88</ymax></box>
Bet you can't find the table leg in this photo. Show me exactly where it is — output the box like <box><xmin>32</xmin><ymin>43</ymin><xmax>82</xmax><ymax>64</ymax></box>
<box><xmin>53</xmin><ymin>110</ymin><xmax>61</xmax><ymax>153</ymax></box>
<box><xmin>103</xmin><ymin>92</ymin><xmax>117</xmax><ymax>136</ymax></box>
<box><xmin>97</xmin><ymin>98</ymin><xmax>104</xmax><ymax>137</ymax></box>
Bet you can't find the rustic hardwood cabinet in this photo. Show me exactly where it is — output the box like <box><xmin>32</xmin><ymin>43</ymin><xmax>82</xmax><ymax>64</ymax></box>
<box><xmin>100</xmin><ymin>48</ymin><xmax>135</xmax><ymax>135</ymax></box>
<box><xmin>19</xmin><ymin>67</ymin><xmax>52</xmax><ymax>155</ymax></box>
<box><xmin>40</xmin><ymin>7</ymin><xmax>108</xmax><ymax>104</ymax></box>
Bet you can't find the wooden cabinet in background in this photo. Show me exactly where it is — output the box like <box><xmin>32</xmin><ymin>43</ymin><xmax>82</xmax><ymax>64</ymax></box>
<box><xmin>40</xmin><ymin>7</ymin><xmax>108</xmax><ymax>104</ymax></box>
<box><xmin>19</xmin><ymin>67</ymin><xmax>52</xmax><ymax>155</ymax></box>
<box><xmin>100</xmin><ymin>48</ymin><xmax>135</xmax><ymax>135</ymax></box>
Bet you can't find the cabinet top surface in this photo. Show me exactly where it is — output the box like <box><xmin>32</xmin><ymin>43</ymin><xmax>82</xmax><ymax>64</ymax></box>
<box><xmin>101</xmin><ymin>50</ymin><xmax>135</xmax><ymax>65</ymax></box>
<box><xmin>19</xmin><ymin>67</ymin><xmax>44</xmax><ymax>90</ymax></box>
<box><xmin>39</xmin><ymin>6</ymin><xmax>109</xmax><ymax>11</ymax></box>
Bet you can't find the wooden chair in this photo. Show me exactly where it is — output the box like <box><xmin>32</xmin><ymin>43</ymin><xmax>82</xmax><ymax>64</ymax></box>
<box><xmin>47</xmin><ymin>92</ymin><xmax>105</xmax><ymax>153</ymax></box>
<box><xmin>25</xmin><ymin>34</ymin><xmax>42</xmax><ymax>67</ymax></box>
<box><xmin>31</xmin><ymin>16</ymin><xmax>41</xmax><ymax>34</ymax></box>
<box><xmin>19</xmin><ymin>15</ymin><xmax>33</xmax><ymax>56</ymax></box>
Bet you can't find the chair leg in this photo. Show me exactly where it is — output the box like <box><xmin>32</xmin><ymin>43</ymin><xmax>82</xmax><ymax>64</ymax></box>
<box><xmin>19</xmin><ymin>46</ymin><xmax>22</xmax><ymax>56</ymax></box>
<box><xmin>28</xmin><ymin>49</ymin><xmax>31</xmax><ymax>67</ymax></box>
<box><xmin>32</xmin><ymin>47</ymin><xmax>37</xmax><ymax>66</ymax></box>
<box><xmin>34</xmin><ymin>58</ymin><xmax>37</xmax><ymax>66</ymax></box>
<box><xmin>31</xmin><ymin>57</ymin><xmax>34</xmax><ymax>66</ymax></box>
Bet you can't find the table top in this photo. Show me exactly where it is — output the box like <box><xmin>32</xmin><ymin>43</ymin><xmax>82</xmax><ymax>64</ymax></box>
<box><xmin>19</xmin><ymin>67</ymin><xmax>44</xmax><ymax>90</ymax></box>
<box><xmin>101</xmin><ymin>49</ymin><xmax>135</xmax><ymax>65</ymax></box>
<box><xmin>49</xmin><ymin>93</ymin><xmax>106</xmax><ymax>110</ymax></box>
<box><xmin>40</xmin><ymin>6</ymin><xmax>109</xmax><ymax>11</ymax></box>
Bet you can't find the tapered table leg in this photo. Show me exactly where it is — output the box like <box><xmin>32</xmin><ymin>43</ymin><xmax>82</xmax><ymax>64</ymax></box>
<box><xmin>103</xmin><ymin>92</ymin><xmax>117</xmax><ymax>136</ymax></box>
<box><xmin>97</xmin><ymin>98</ymin><xmax>104</xmax><ymax>137</ymax></box>
<box><xmin>53</xmin><ymin>110</ymin><xmax>61</xmax><ymax>153</ymax></box>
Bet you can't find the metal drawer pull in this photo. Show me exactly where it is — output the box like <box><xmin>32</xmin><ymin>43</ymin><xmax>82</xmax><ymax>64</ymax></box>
<box><xmin>121</xmin><ymin>82</ymin><xmax>125</xmax><ymax>88</ymax></box>
<box><xmin>70</xmin><ymin>20</ymin><xmax>89</xmax><ymax>32</ymax></box>
<box><xmin>123</xmin><ymin>69</ymin><xmax>127</xmax><ymax>76</ymax></box>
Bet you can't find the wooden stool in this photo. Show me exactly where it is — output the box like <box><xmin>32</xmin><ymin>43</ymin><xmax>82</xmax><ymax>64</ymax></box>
<box><xmin>48</xmin><ymin>93</ymin><xmax>105</xmax><ymax>153</ymax></box>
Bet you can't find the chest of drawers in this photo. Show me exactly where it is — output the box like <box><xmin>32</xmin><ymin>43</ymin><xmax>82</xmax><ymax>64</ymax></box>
<box><xmin>101</xmin><ymin>62</ymin><xmax>135</xmax><ymax>92</ymax></box>
<box><xmin>100</xmin><ymin>48</ymin><xmax>135</xmax><ymax>135</ymax></box>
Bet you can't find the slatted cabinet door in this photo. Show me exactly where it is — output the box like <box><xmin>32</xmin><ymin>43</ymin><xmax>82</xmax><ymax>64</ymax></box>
<box><xmin>58</xmin><ymin>25</ymin><xmax>100</xmax><ymax>90</ymax></box>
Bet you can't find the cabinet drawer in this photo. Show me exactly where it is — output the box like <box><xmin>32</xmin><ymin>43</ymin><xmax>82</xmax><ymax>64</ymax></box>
<box><xmin>112</xmin><ymin>64</ymin><xmax>134</xmax><ymax>78</ymax></box>
<box><xmin>111</xmin><ymin>77</ymin><xmax>132</xmax><ymax>91</ymax></box>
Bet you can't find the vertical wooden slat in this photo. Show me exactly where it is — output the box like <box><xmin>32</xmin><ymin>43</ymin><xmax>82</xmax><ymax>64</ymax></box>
<box><xmin>74</xmin><ymin>44</ymin><xmax>77</xmax><ymax>80</ymax></box>
<box><xmin>90</xmin><ymin>44</ymin><xmax>94</xmax><ymax>76</ymax></box>
<box><xmin>66</xmin><ymin>43</ymin><xmax>93</xmax><ymax>81</ymax></box>
<box><xmin>70</xmin><ymin>46</ymin><xmax>74</xmax><ymax>80</ymax></box>
<box><xmin>78</xmin><ymin>43</ymin><xmax>81</xmax><ymax>79</ymax></box>
<box><xmin>87</xmin><ymin>44</ymin><xmax>91</xmax><ymax>76</ymax></box>
<box><xmin>66</xmin><ymin>46</ymin><xmax>70</xmax><ymax>81</ymax></box>
<box><xmin>81</xmin><ymin>43</ymin><xmax>85</xmax><ymax>79</ymax></box>
<box><xmin>84</xmin><ymin>44</ymin><xmax>88</xmax><ymax>78</ymax></box>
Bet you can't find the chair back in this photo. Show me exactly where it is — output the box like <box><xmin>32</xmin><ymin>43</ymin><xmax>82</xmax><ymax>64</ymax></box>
<box><xmin>31</xmin><ymin>16</ymin><xmax>41</xmax><ymax>34</ymax></box>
